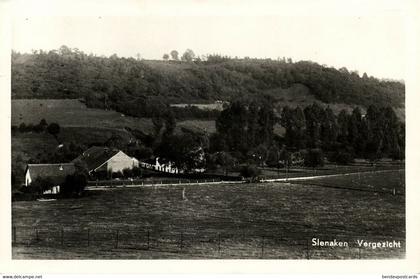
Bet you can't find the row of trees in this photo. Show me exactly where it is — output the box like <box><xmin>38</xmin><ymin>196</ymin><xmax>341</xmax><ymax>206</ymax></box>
<box><xmin>280</xmin><ymin>103</ymin><xmax>404</xmax><ymax>160</ymax></box>
<box><xmin>162</xmin><ymin>49</ymin><xmax>196</xmax><ymax>62</ymax></box>
<box><xmin>210</xmin><ymin>100</ymin><xmax>404</xmax><ymax>170</ymax></box>
<box><xmin>13</xmin><ymin>119</ymin><xmax>61</xmax><ymax>140</ymax></box>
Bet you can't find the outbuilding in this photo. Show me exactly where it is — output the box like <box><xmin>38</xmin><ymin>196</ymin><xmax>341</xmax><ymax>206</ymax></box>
<box><xmin>24</xmin><ymin>163</ymin><xmax>76</xmax><ymax>194</ymax></box>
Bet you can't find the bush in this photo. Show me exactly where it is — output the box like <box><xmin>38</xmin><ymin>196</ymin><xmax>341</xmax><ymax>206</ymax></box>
<box><xmin>304</xmin><ymin>148</ymin><xmax>324</xmax><ymax>168</ymax></box>
<box><xmin>132</xmin><ymin>166</ymin><xmax>142</xmax><ymax>178</ymax></box>
<box><xmin>112</xmin><ymin>171</ymin><xmax>124</xmax><ymax>179</ymax></box>
<box><xmin>330</xmin><ymin>151</ymin><xmax>354</xmax><ymax>165</ymax></box>
<box><xmin>61</xmin><ymin>174</ymin><xmax>87</xmax><ymax>197</ymax></box>
<box><xmin>122</xmin><ymin>168</ymin><xmax>133</xmax><ymax>178</ymax></box>
<box><xmin>239</xmin><ymin>164</ymin><xmax>261</xmax><ymax>181</ymax></box>
<box><xmin>29</xmin><ymin>176</ymin><xmax>54</xmax><ymax>194</ymax></box>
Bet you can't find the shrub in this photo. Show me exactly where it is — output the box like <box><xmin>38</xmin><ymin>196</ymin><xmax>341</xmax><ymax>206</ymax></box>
<box><xmin>27</xmin><ymin>176</ymin><xmax>54</xmax><ymax>194</ymax></box>
<box><xmin>330</xmin><ymin>151</ymin><xmax>354</xmax><ymax>165</ymax></box>
<box><xmin>304</xmin><ymin>148</ymin><xmax>324</xmax><ymax>168</ymax></box>
<box><xmin>61</xmin><ymin>174</ymin><xmax>87</xmax><ymax>197</ymax></box>
<box><xmin>122</xmin><ymin>168</ymin><xmax>133</xmax><ymax>178</ymax></box>
<box><xmin>240</xmin><ymin>164</ymin><xmax>261</xmax><ymax>181</ymax></box>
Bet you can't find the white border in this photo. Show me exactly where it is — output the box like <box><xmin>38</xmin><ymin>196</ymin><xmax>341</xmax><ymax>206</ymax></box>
<box><xmin>1</xmin><ymin>0</ymin><xmax>419</xmax><ymax>275</ymax></box>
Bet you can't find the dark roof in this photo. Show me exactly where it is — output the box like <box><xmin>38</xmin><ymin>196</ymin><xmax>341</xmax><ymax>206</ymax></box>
<box><xmin>26</xmin><ymin>163</ymin><xmax>76</xmax><ymax>185</ymax></box>
<box><xmin>72</xmin><ymin>146</ymin><xmax>120</xmax><ymax>171</ymax></box>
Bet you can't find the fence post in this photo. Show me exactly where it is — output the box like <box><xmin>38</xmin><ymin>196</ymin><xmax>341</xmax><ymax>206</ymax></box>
<box><xmin>218</xmin><ymin>233</ymin><xmax>221</xmax><ymax>254</ymax></box>
<box><xmin>87</xmin><ymin>228</ymin><xmax>90</xmax><ymax>247</ymax></box>
<box><xmin>180</xmin><ymin>232</ymin><xmax>183</xmax><ymax>251</ymax></box>
<box><xmin>358</xmin><ymin>247</ymin><xmax>362</xmax><ymax>259</ymax></box>
<box><xmin>35</xmin><ymin>229</ymin><xmax>39</xmax><ymax>242</ymax></box>
<box><xmin>306</xmin><ymin>239</ymin><xmax>310</xmax><ymax>259</ymax></box>
<box><xmin>261</xmin><ymin>236</ymin><xmax>265</xmax><ymax>258</ymax></box>
<box><xmin>147</xmin><ymin>230</ymin><xmax>150</xmax><ymax>250</ymax></box>
<box><xmin>13</xmin><ymin>226</ymin><xmax>16</xmax><ymax>244</ymax></box>
<box><xmin>61</xmin><ymin>227</ymin><xmax>64</xmax><ymax>246</ymax></box>
<box><xmin>115</xmin><ymin>229</ymin><xmax>119</xmax><ymax>249</ymax></box>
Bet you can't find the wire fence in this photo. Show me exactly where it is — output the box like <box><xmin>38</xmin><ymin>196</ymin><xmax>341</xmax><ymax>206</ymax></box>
<box><xmin>11</xmin><ymin>226</ymin><xmax>405</xmax><ymax>259</ymax></box>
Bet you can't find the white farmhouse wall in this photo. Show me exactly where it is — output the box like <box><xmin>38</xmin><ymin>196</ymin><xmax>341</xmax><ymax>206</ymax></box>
<box><xmin>106</xmin><ymin>151</ymin><xmax>137</xmax><ymax>173</ymax></box>
<box><xmin>25</xmin><ymin>170</ymin><xmax>31</xmax><ymax>186</ymax></box>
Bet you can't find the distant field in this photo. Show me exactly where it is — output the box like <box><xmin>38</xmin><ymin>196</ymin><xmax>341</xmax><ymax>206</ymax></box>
<box><xmin>12</xmin><ymin>170</ymin><xmax>405</xmax><ymax>259</ymax></box>
<box><xmin>12</xmin><ymin>132</ymin><xmax>58</xmax><ymax>163</ymax></box>
<box><xmin>177</xmin><ymin>120</ymin><xmax>217</xmax><ymax>134</ymax></box>
<box><xmin>170</xmin><ymin>102</ymin><xmax>226</xmax><ymax>111</ymax></box>
<box><xmin>12</xmin><ymin>99</ymin><xmax>154</xmax><ymax>133</ymax></box>
<box><xmin>12</xmin><ymin>99</ymin><xmax>220</xmax><ymax>135</ymax></box>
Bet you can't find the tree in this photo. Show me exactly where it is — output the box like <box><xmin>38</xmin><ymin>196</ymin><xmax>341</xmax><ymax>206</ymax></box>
<box><xmin>170</xmin><ymin>50</ymin><xmax>179</xmax><ymax>61</ymax></box>
<box><xmin>29</xmin><ymin>176</ymin><xmax>54</xmax><ymax>195</ymax></box>
<box><xmin>304</xmin><ymin>103</ymin><xmax>323</xmax><ymax>148</ymax></box>
<box><xmin>152</xmin><ymin>116</ymin><xmax>164</xmax><ymax>136</ymax></box>
<box><xmin>304</xmin><ymin>148</ymin><xmax>324</xmax><ymax>169</ymax></box>
<box><xmin>162</xmin><ymin>54</ymin><xmax>169</xmax><ymax>61</ymax></box>
<box><xmin>329</xmin><ymin>151</ymin><xmax>354</xmax><ymax>165</ymax></box>
<box><xmin>47</xmin><ymin>122</ymin><xmax>60</xmax><ymax>140</ymax></box>
<box><xmin>181</xmin><ymin>49</ymin><xmax>195</xmax><ymax>62</ymax></box>
<box><xmin>213</xmin><ymin>151</ymin><xmax>235</xmax><ymax>175</ymax></box>
<box><xmin>155</xmin><ymin>132</ymin><xmax>206</xmax><ymax>172</ymax></box>
<box><xmin>240</xmin><ymin>165</ymin><xmax>261</xmax><ymax>182</ymax></box>
<box><xmin>61</xmin><ymin>174</ymin><xmax>87</xmax><ymax>197</ymax></box>
<box><xmin>18</xmin><ymin>122</ymin><xmax>27</xmax><ymax>133</ymax></box>
<box><xmin>33</xmin><ymin>118</ymin><xmax>48</xmax><ymax>133</ymax></box>
<box><xmin>163</xmin><ymin>110</ymin><xmax>176</xmax><ymax>136</ymax></box>
<box><xmin>266</xmin><ymin>145</ymin><xmax>280</xmax><ymax>168</ymax></box>
<box><xmin>279</xmin><ymin>147</ymin><xmax>292</xmax><ymax>170</ymax></box>
<box><xmin>73</xmin><ymin>158</ymin><xmax>89</xmax><ymax>177</ymax></box>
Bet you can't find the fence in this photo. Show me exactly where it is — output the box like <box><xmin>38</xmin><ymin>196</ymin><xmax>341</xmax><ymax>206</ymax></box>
<box><xmin>86</xmin><ymin>178</ymin><xmax>245</xmax><ymax>190</ymax></box>
<box><xmin>11</xmin><ymin>226</ymin><xmax>405</xmax><ymax>259</ymax></box>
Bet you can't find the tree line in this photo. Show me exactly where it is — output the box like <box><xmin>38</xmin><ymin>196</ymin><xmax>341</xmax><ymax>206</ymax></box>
<box><xmin>210</xmin><ymin>99</ymin><xmax>404</xmax><ymax>169</ymax></box>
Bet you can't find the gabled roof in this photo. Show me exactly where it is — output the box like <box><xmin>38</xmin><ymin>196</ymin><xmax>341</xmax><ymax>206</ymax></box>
<box><xmin>72</xmin><ymin>146</ymin><xmax>121</xmax><ymax>172</ymax></box>
<box><xmin>26</xmin><ymin>163</ymin><xmax>76</xmax><ymax>185</ymax></box>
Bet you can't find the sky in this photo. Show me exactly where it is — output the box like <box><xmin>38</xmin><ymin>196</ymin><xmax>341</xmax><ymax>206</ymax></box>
<box><xmin>10</xmin><ymin>0</ymin><xmax>409</xmax><ymax>80</ymax></box>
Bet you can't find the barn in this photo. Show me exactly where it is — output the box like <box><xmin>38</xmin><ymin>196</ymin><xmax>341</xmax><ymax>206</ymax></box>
<box><xmin>73</xmin><ymin>146</ymin><xmax>139</xmax><ymax>175</ymax></box>
<box><xmin>24</xmin><ymin>163</ymin><xmax>76</xmax><ymax>194</ymax></box>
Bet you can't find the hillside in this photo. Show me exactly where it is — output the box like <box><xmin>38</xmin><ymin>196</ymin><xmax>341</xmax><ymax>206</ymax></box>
<box><xmin>12</xmin><ymin>99</ymin><xmax>154</xmax><ymax>132</ymax></box>
<box><xmin>12</xmin><ymin>47</ymin><xmax>405</xmax><ymax>121</ymax></box>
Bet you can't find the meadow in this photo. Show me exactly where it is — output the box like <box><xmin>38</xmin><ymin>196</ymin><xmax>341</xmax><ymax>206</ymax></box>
<box><xmin>12</xmin><ymin>99</ymin><xmax>155</xmax><ymax>132</ymax></box>
<box><xmin>12</xmin><ymin>170</ymin><xmax>405</xmax><ymax>259</ymax></box>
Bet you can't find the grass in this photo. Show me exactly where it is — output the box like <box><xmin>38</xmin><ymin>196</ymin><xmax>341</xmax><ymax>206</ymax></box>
<box><xmin>12</xmin><ymin>99</ymin><xmax>154</xmax><ymax>133</ymax></box>
<box><xmin>12</xmin><ymin>132</ymin><xmax>58</xmax><ymax>163</ymax></box>
<box><xmin>12</xmin><ymin>170</ymin><xmax>405</xmax><ymax>259</ymax></box>
<box><xmin>177</xmin><ymin>120</ymin><xmax>217</xmax><ymax>134</ymax></box>
<box><xmin>292</xmin><ymin>169</ymin><xmax>405</xmax><ymax>195</ymax></box>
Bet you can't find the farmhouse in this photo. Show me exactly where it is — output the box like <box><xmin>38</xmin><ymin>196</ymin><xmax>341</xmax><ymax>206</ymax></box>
<box><xmin>25</xmin><ymin>163</ymin><xmax>76</xmax><ymax>194</ymax></box>
<box><xmin>73</xmin><ymin>146</ymin><xmax>139</xmax><ymax>175</ymax></box>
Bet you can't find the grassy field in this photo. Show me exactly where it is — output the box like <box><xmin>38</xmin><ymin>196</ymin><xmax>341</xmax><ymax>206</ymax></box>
<box><xmin>12</xmin><ymin>99</ymin><xmax>155</xmax><ymax>132</ymax></box>
<box><xmin>12</xmin><ymin>170</ymin><xmax>405</xmax><ymax>259</ymax></box>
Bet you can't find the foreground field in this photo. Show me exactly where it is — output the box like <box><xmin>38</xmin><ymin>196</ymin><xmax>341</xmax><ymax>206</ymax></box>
<box><xmin>12</xmin><ymin>170</ymin><xmax>405</xmax><ymax>259</ymax></box>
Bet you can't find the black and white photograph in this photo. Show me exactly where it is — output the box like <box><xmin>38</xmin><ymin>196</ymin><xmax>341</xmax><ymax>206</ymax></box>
<box><xmin>3</xmin><ymin>0</ymin><xmax>417</xmax><ymax>267</ymax></box>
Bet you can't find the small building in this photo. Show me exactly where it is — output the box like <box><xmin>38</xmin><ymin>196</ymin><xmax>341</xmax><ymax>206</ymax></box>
<box><xmin>24</xmin><ymin>163</ymin><xmax>76</xmax><ymax>194</ymax></box>
<box><xmin>73</xmin><ymin>146</ymin><xmax>139</xmax><ymax>175</ymax></box>
<box><xmin>139</xmin><ymin>157</ymin><xmax>181</xmax><ymax>174</ymax></box>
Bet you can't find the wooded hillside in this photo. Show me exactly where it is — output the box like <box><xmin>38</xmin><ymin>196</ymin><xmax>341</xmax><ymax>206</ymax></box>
<box><xmin>12</xmin><ymin>46</ymin><xmax>404</xmax><ymax>120</ymax></box>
